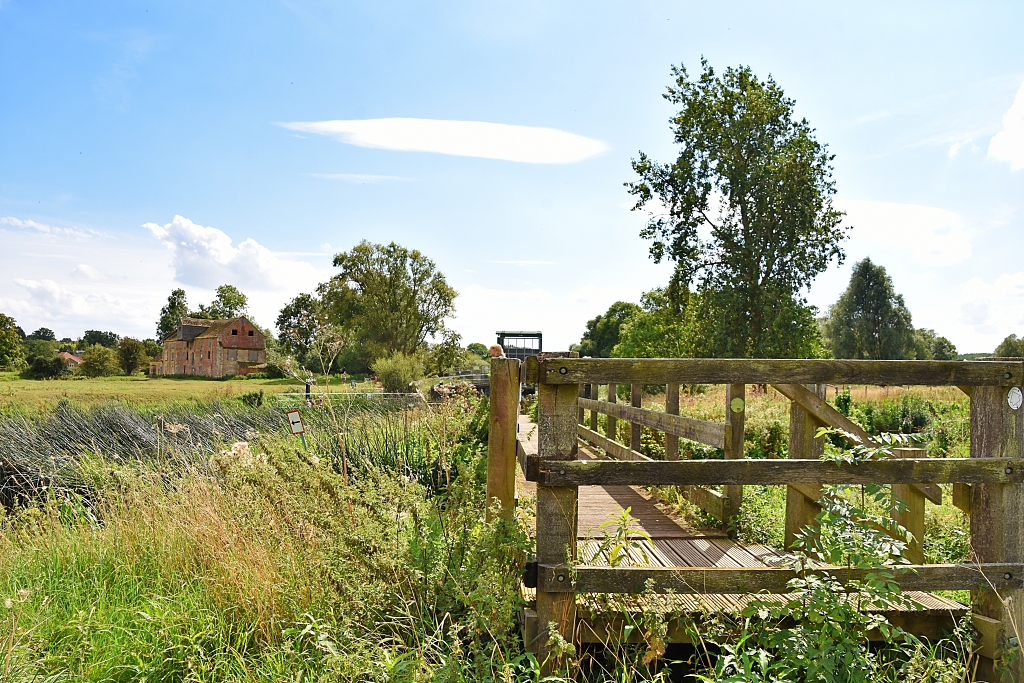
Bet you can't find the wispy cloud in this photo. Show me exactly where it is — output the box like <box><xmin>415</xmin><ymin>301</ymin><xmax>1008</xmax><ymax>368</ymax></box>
<box><xmin>838</xmin><ymin>199</ymin><xmax>972</xmax><ymax>265</ymax></box>
<box><xmin>0</xmin><ymin>216</ymin><xmax>99</xmax><ymax>239</ymax></box>
<box><xmin>989</xmin><ymin>79</ymin><xmax>1024</xmax><ymax>170</ymax></box>
<box><xmin>279</xmin><ymin>117</ymin><xmax>607</xmax><ymax>164</ymax></box>
<box><xmin>486</xmin><ymin>260</ymin><xmax>556</xmax><ymax>266</ymax></box>
<box><xmin>309</xmin><ymin>173</ymin><xmax>413</xmax><ymax>183</ymax></box>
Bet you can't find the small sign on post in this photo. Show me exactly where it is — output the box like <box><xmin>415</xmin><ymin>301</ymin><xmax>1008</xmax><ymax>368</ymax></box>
<box><xmin>286</xmin><ymin>409</ymin><xmax>307</xmax><ymax>449</ymax></box>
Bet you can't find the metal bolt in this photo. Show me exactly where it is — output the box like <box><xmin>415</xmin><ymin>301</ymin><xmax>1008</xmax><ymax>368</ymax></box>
<box><xmin>557</xmin><ymin>574</ymin><xmax>566</xmax><ymax>582</ymax></box>
<box><xmin>1007</xmin><ymin>372</ymin><xmax>1013</xmax><ymax>379</ymax></box>
<box><xmin>1007</xmin><ymin>467</ymin><xmax>1014</xmax><ymax>475</ymax></box>
<box><xmin>1010</xmin><ymin>636</ymin><xmax>1020</xmax><ymax>647</ymax></box>
<box><xmin>1005</xmin><ymin>573</ymin><xmax>1013</xmax><ymax>581</ymax></box>
<box><xmin>559</xmin><ymin>367</ymin><xmax>567</xmax><ymax>375</ymax></box>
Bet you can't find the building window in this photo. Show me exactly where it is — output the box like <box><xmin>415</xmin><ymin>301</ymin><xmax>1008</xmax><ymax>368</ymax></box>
<box><xmin>207</xmin><ymin>351</ymin><xmax>211</xmax><ymax>359</ymax></box>
<box><xmin>248</xmin><ymin>330</ymin><xmax>254</xmax><ymax>336</ymax></box>
<box><xmin>228</xmin><ymin>349</ymin><xmax>236</xmax><ymax>361</ymax></box>
<box><xmin>231</xmin><ymin>329</ymin><xmax>238</xmax><ymax>335</ymax></box>
<box><xmin>249</xmin><ymin>349</ymin><xmax>258</xmax><ymax>362</ymax></box>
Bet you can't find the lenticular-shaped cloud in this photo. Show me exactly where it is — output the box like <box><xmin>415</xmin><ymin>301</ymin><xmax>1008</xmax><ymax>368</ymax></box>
<box><xmin>279</xmin><ymin>118</ymin><xmax>607</xmax><ymax>164</ymax></box>
<box><xmin>144</xmin><ymin>215</ymin><xmax>324</xmax><ymax>291</ymax></box>
<box><xmin>989</xmin><ymin>80</ymin><xmax>1024</xmax><ymax>170</ymax></box>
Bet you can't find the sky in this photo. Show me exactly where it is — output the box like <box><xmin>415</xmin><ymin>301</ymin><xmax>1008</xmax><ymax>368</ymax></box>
<box><xmin>1</xmin><ymin>1</ymin><xmax>1023</xmax><ymax>353</ymax></box>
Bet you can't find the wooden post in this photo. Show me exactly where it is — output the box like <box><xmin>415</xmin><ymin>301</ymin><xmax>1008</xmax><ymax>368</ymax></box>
<box><xmin>630</xmin><ymin>383</ymin><xmax>642</xmax><ymax>453</ymax></box>
<box><xmin>535</xmin><ymin>352</ymin><xmax>579</xmax><ymax>676</ymax></box>
<box><xmin>725</xmin><ymin>384</ymin><xmax>745</xmax><ymax>524</ymax></box>
<box><xmin>970</xmin><ymin>385</ymin><xmax>1024</xmax><ymax>682</ymax></box>
<box><xmin>578</xmin><ymin>385</ymin><xmax>586</xmax><ymax>426</ymax></box>
<box><xmin>607</xmin><ymin>383</ymin><xmax>617</xmax><ymax>443</ymax></box>
<box><xmin>590</xmin><ymin>384</ymin><xmax>601</xmax><ymax>434</ymax></box>
<box><xmin>891</xmin><ymin>447</ymin><xmax>926</xmax><ymax>564</ymax></box>
<box><xmin>486</xmin><ymin>358</ymin><xmax>521</xmax><ymax>522</ymax></box>
<box><xmin>665</xmin><ymin>383</ymin><xmax>680</xmax><ymax>460</ymax></box>
<box><xmin>785</xmin><ymin>384</ymin><xmax>827</xmax><ymax>549</ymax></box>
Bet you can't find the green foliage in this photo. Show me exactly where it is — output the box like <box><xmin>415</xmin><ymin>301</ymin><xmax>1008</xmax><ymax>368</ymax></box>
<box><xmin>425</xmin><ymin>328</ymin><xmax>464</xmax><ymax>376</ymax></box>
<box><xmin>143</xmin><ymin>339</ymin><xmax>162</xmax><ymax>358</ymax></box>
<box><xmin>467</xmin><ymin>342</ymin><xmax>489</xmax><ymax>359</ymax></box>
<box><xmin>995</xmin><ymin>333</ymin><xmax>1024</xmax><ymax>357</ymax></box>
<box><xmin>327</xmin><ymin>240</ymin><xmax>457</xmax><ymax>360</ymax></box>
<box><xmin>79</xmin><ymin>344</ymin><xmax>121</xmax><ymax>377</ymax></box>
<box><xmin>82</xmin><ymin>329</ymin><xmax>120</xmax><ymax>348</ymax></box>
<box><xmin>913</xmin><ymin>328</ymin><xmax>957</xmax><ymax>360</ymax></box>
<box><xmin>588</xmin><ymin>507</ymin><xmax>652</xmax><ymax>567</ymax></box>
<box><xmin>26</xmin><ymin>327</ymin><xmax>55</xmax><ymax>341</ymax></box>
<box><xmin>192</xmin><ymin>284</ymin><xmax>249</xmax><ymax>319</ymax></box>
<box><xmin>825</xmin><ymin>258</ymin><xmax>915</xmax><ymax>359</ymax></box>
<box><xmin>117</xmin><ymin>337</ymin><xmax>150</xmax><ymax>375</ymax></box>
<box><xmin>157</xmin><ymin>288</ymin><xmax>189</xmax><ymax>339</ymax></box>
<box><xmin>23</xmin><ymin>354</ymin><xmax>70</xmax><ymax>380</ymax></box>
<box><xmin>576</xmin><ymin>301</ymin><xmax>642</xmax><ymax>357</ymax></box>
<box><xmin>371</xmin><ymin>350</ymin><xmax>425</xmax><ymax>393</ymax></box>
<box><xmin>239</xmin><ymin>389</ymin><xmax>265</xmax><ymax>407</ymax></box>
<box><xmin>276</xmin><ymin>292</ymin><xmax>323</xmax><ymax>357</ymax></box>
<box><xmin>611</xmin><ymin>289</ymin><xmax>691</xmax><ymax>359</ymax></box>
<box><xmin>627</xmin><ymin>59</ymin><xmax>846</xmax><ymax>358</ymax></box>
<box><xmin>0</xmin><ymin>313</ymin><xmax>26</xmax><ymax>370</ymax></box>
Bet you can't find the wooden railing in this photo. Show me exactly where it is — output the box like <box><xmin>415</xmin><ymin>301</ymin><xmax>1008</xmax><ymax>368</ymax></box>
<box><xmin>487</xmin><ymin>354</ymin><xmax>1024</xmax><ymax>680</ymax></box>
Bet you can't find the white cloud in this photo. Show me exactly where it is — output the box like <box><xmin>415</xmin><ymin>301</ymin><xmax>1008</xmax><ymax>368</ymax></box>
<box><xmin>988</xmin><ymin>79</ymin><xmax>1024</xmax><ymax>170</ymax></box>
<box><xmin>948</xmin><ymin>137</ymin><xmax>976</xmax><ymax>158</ymax></box>
<box><xmin>0</xmin><ymin>216</ymin><xmax>99</xmax><ymax>239</ymax></box>
<box><xmin>279</xmin><ymin>117</ymin><xmax>607</xmax><ymax>164</ymax></box>
<box><xmin>12</xmin><ymin>278</ymin><xmax>124</xmax><ymax>318</ymax></box>
<box><xmin>837</xmin><ymin>199</ymin><xmax>972</xmax><ymax>265</ymax></box>
<box><xmin>309</xmin><ymin>173</ymin><xmax>413</xmax><ymax>183</ymax></box>
<box><xmin>72</xmin><ymin>264</ymin><xmax>103</xmax><ymax>280</ymax></box>
<box><xmin>958</xmin><ymin>272</ymin><xmax>1024</xmax><ymax>339</ymax></box>
<box><xmin>143</xmin><ymin>215</ymin><xmax>326</xmax><ymax>292</ymax></box>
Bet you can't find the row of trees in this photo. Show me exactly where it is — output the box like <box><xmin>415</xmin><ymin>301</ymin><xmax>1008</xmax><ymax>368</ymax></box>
<box><xmin>574</xmin><ymin>60</ymin><xmax>959</xmax><ymax>362</ymax></box>
<box><xmin>156</xmin><ymin>285</ymin><xmax>248</xmax><ymax>339</ymax></box>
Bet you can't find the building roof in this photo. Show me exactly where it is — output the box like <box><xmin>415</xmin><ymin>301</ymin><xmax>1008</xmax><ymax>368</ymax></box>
<box><xmin>163</xmin><ymin>316</ymin><xmax>264</xmax><ymax>343</ymax></box>
<box><xmin>57</xmin><ymin>351</ymin><xmax>82</xmax><ymax>365</ymax></box>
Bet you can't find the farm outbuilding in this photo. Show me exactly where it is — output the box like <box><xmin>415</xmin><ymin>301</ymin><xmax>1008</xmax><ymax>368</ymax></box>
<box><xmin>149</xmin><ymin>317</ymin><xmax>266</xmax><ymax>378</ymax></box>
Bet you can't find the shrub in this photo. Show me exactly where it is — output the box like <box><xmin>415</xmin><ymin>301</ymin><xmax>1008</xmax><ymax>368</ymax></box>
<box><xmin>371</xmin><ymin>351</ymin><xmax>424</xmax><ymax>393</ymax></box>
<box><xmin>79</xmin><ymin>344</ymin><xmax>120</xmax><ymax>377</ymax></box>
<box><xmin>239</xmin><ymin>389</ymin><xmax>264</xmax><ymax>407</ymax></box>
<box><xmin>24</xmin><ymin>355</ymin><xmax>70</xmax><ymax>380</ymax></box>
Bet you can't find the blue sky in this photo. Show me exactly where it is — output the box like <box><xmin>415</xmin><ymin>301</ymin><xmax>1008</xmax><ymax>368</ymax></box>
<box><xmin>2</xmin><ymin>1</ymin><xmax>1023</xmax><ymax>353</ymax></box>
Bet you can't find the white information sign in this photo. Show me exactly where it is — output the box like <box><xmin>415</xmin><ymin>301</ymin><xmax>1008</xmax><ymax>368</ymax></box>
<box><xmin>286</xmin><ymin>409</ymin><xmax>305</xmax><ymax>435</ymax></box>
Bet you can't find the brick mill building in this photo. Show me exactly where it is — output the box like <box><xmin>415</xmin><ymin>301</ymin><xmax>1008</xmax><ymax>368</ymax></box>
<box><xmin>149</xmin><ymin>317</ymin><xmax>267</xmax><ymax>377</ymax></box>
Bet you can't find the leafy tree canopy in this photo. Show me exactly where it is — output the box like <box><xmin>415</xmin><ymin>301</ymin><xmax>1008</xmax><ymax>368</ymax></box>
<box><xmin>611</xmin><ymin>289</ymin><xmax>690</xmax><ymax>359</ymax></box>
<box><xmin>80</xmin><ymin>344</ymin><xmax>120</xmax><ymax>377</ymax></box>
<box><xmin>82</xmin><ymin>330</ymin><xmax>120</xmax><ymax>349</ymax></box>
<box><xmin>193</xmin><ymin>284</ymin><xmax>248</xmax><ymax>319</ymax></box>
<box><xmin>27</xmin><ymin>327</ymin><xmax>56</xmax><ymax>341</ymax></box>
<box><xmin>575</xmin><ymin>301</ymin><xmax>641</xmax><ymax>358</ymax></box>
<box><xmin>995</xmin><ymin>334</ymin><xmax>1024</xmax><ymax>358</ymax></box>
<box><xmin>626</xmin><ymin>60</ymin><xmax>847</xmax><ymax>358</ymax></box>
<box><xmin>912</xmin><ymin>328</ymin><xmax>957</xmax><ymax>361</ymax></box>
<box><xmin>117</xmin><ymin>338</ymin><xmax>149</xmax><ymax>375</ymax></box>
<box><xmin>157</xmin><ymin>288</ymin><xmax>190</xmax><ymax>339</ymax></box>
<box><xmin>0</xmin><ymin>314</ymin><xmax>27</xmax><ymax>370</ymax></box>
<box><xmin>276</xmin><ymin>293</ymin><xmax>324</xmax><ymax>357</ymax></box>
<box><xmin>467</xmin><ymin>343</ymin><xmax>489</xmax><ymax>359</ymax></box>
<box><xmin>824</xmin><ymin>258</ymin><xmax>914</xmax><ymax>360</ymax></box>
<box><xmin>326</xmin><ymin>241</ymin><xmax>457</xmax><ymax>359</ymax></box>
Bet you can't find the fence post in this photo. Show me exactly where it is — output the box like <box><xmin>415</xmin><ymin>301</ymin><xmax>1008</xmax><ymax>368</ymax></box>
<box><xmin>607</xmin><ymin>383</ymin><xmax>618</xmax><ymax>442</ymax></box>
<box><xmin>590</xmin><ymin>384</ymin><xmax>600</xmax><ymax>434</ymax></box>
<box><xmin>486</xmin><ymin>357</ymin><xmax>521</xmax><ymax>522</ymax></box>
<box><xmin>725</xmin><ymin>384</ymin><xmax>745</xmax><ymax>525</ymax></box>
<box><xmin>970</xmin><ymin>385</ymin><xmax>1024</xmax><ymax>682</ymax></box>
<box><xmin>535</xmin><ymin>352</ymin><xmax>580</xmax><ymax>676</ymax></box>
<box><xmin>891</xmin><ymin>447</ymin><xmax>926</xmax><ymax>564</ymax></box>
<box><xmin>665</xmin><ymin>383</ymin><xmax>680</xmax><ymax>460</ymax></box>
<box><xmin>630</xmin><ymin>383</ymin><xmax>642</xmax><ymax>453</ymax></box>
<box><xmin>784</xmin><ymin>384</ymin><xmax>827</xmax><ymax>549</ymax></box>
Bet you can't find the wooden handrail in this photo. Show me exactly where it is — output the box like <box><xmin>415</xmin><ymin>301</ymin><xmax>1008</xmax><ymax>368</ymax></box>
<box><xmin>579</xmin><ymin>397</ymin><xmax>726</xmax><ymax>448</ymax></box>
<box><xmin>536</xmin><ymin>562</ymin><xmax>1024</xmax><ymax>594</ymax></box>
<box><xmin>527</xmin><ymin>357</ymin><xmax>1023</xmax><ymax>387</ymax></box>
<box><xmin>577</xmin><ymin>424</ymin><xmax>648</xmax><ymax>461</ymax></box>
<box><xmin>527</xmin><ymin>456</ymin><xmax>1024</xmax><ymax>487</ymax></box>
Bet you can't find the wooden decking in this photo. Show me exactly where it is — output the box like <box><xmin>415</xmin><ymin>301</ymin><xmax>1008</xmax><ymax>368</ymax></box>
<box><xmin>515</xmin><ymin>415</ymin><xmax>966</xmax><ymax>646</ymax></box>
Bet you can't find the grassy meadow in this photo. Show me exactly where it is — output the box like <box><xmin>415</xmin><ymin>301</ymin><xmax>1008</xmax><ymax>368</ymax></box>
<box><xmin>0</xmin><ymin>377</ymin><xmax>984</xmax><ymax>681</ymax></box>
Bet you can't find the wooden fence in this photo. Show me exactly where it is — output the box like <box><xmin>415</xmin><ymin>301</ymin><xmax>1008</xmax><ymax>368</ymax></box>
<box><xmin>486</xmin><ymin>354</ymin><xmax>1024</xmax><ymax>681</ymax></box>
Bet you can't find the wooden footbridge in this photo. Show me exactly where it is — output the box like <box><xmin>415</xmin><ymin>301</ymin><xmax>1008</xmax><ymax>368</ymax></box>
<box><xmin>485</xmin><ymin>354</ymin><xmax>1024</xmax><ymax>680</ymax></box>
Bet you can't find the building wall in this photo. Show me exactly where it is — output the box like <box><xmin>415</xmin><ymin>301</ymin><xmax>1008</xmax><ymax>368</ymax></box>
<box><xmin>151</xmin><ymin>317</ymin><xmax>266</xmax><ymax>378</ymax></box>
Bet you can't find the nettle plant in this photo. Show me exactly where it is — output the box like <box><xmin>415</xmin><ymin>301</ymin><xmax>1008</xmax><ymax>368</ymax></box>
<box><xmin>697</xmin><ymin>430</ymin><xmax>939</xmax><ymax>683</ymax></box>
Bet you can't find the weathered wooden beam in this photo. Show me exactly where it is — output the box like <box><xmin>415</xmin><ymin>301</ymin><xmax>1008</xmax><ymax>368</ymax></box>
<box><xmin>486</xmin><ymin>357</ymin><xmax>521</xmax><ymax>521</ymax></box>
<box><xmin>577</xmin><ymin>424</ymin><xmax>648</xmax><ymax>461</ymax></box>
<box><xmin>537</xmin><ymin>358</ymin><xmax>1023</xmax><ymax>387</ymax></box>
<box><xmin>517</xmin><ymin>435</ymin><xmax>536</xmax><ymax>474</ymax></box>
<box><xmin>538</xmin><ymin>563</ymin><xmax>1024</xmax><ymax>594</ymax></box>
<box><xmin>724</xmin><ymin>384</ymin><xmax>744</xmax><ymax>524</ymax></box>
<box><xmin>578</xmin><ymin>397</ymin><xmax>727</xmax><ymax>448</ymax></box>
<box><xmin>785</xmin><ymin>385</ymin><xmax>826</xmax><ymax>549</ymax></box>
<box><xmin>630</xmin><ymin>383</ymin><xmax>642</xmax><ymax>453</ymax></box>
<box><xmin>681</xmin><ymin>485</ymin><xmax>730</xmax><ymax>520</ymax></box>
<box><xmin>665</xmin><ymin>383</ymin><xmax>680</xmax><ymax>460</ymax></box>
<box><xmin>952</xmin><ymin>483</ymin><xmax>971</xmax><ymax>513</ymax></box>
<box><xmin>892</xmin><ymin>447</ymin><xmax>927</xmax><ymax>564</ymax></box>
<box><xmin>774</xmin><ymin>382</ymin><xmax>941</xmax><ymax>504</ymax></box>
<box><xmin>606</xmin><ymin>382</ymin><xmax>618</xmax><ymax>444</ymax></box>
<box><xmin>527</xmin><ymin>457</ymin><xmax>1024</xmax><ymax>487</ymax></box>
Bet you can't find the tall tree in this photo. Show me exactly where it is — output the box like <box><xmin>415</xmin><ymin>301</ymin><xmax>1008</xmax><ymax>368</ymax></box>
<box><xmin>82</xmin><ymin>330</ymin><xmax>120</xmax><ymax>348</ymax></box>
<box><xmin>627</xmin><ymin>60</ymin><xmax>847</xmax><ymax>358</ymax></box>
<box><xmin>995</xmin><ymin>334</ymin><xmax>1024</xmax><ymax>358</ymax></box>
<box><xmin>0</xmin><ymin>313</ymin><xmax>26</xmax><ymax>370</ymax></box>
<box><xmin>276</xmin><ymin>293</ymin><xmax>324</xmax><ymax>357</ymax></box>
<box><xmin>157</xmin><ymin>288</ymin><xmax>190</xmax><ymax>339</ymax></box>
<box><xmin>117</xmin><ymin>338</ymin><xmax>149</xmax><ymax>375</ymax></box>
<box><xmin>27</xmin><ymin>327</ymin><xmax>56</xmax><ymax>341</ymax></box>
<box><xmin>575</xmin><ymin>301</ymin><xmax>642</xmax><ymax>358</ymax></box>
<box><xmin>825</xmin><ymin>258</ymin><xmax>915</xmax><ymax>360</ymax></box>
<box><xmin>193</xmin><ymin>285</ymin><xmax>248</xmax><ymax>319</ymax></box>
<box><xmin>326</xmin><ymin>241</ymin><xmax>457</xmax><ymax>359</ymax></box>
